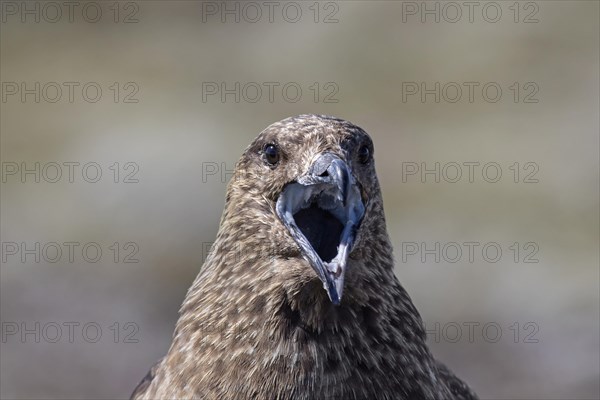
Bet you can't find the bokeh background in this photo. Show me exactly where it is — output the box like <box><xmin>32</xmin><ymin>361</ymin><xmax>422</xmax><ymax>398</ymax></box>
<box><xmin>1</xmin><ymin>1</ymin><xmax>598</xmax><ymax>399</ymax></box>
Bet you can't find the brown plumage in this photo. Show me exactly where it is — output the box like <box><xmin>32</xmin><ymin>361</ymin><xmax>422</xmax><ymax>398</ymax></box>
<box><xmin>132</xmin><ymin>115</ymin><xmax>478</xmax><ymax>399</ymax></box>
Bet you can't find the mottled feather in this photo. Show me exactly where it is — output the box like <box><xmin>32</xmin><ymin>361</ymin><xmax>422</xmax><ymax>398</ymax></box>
<box><xmin>132</xmin><ymin>115</ymin><xmax>478</xmax><ymax>400</ymax></box>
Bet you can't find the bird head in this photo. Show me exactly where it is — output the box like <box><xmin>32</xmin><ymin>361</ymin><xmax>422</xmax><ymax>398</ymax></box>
<box><xmin>228</xmin><ymin>115</ymin><xmax>384</xmax><ymax>305</ymax></box>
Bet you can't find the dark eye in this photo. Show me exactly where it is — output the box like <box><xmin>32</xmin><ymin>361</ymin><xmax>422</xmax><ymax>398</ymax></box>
<box><xmin>264</xmin><ymin>143</ymin><xmax>280</xmax><ymax>165</ymax></box>
<box><xmin>358</xmin><ymin>145</ymin><xmax>371</xmax><ymax>164</ymax></box>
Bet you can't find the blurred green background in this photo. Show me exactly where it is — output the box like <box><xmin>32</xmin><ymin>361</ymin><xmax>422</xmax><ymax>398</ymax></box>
<box><xmin>1</xmin><ymin>1</ymin><xmax>598</xmax><ymax>399</ymax></box>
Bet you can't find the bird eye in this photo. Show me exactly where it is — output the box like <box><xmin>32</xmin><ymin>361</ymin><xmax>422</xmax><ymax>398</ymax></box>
<box><xmin>358</xmin><ymin>145</ymin><xmax>371</xmax><ymax>164</ymax></box>
<box><xmin>264</xmin><ymin>144</ymin><xmax>280</xmax><ymax>166</ymax></box>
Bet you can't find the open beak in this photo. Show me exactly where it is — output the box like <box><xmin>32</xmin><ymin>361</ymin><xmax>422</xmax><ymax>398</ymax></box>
<box><xmin>276</xmin><ymin>153</ymin><xmax>365</xmax><ymax>305</ymax></box>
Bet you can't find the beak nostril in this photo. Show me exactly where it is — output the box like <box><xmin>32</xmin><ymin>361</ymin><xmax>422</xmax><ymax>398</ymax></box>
<box><xmin>319</xmin><ymin>170</ymin><xmax>329</xmax><ymax>177</ymax></box>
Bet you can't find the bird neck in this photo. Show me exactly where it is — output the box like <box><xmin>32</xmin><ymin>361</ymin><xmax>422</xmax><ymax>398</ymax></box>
<box><xmin>164</xmin><ymin>206</ymin><xmax>434</xmax><ymax>399</ymax></box>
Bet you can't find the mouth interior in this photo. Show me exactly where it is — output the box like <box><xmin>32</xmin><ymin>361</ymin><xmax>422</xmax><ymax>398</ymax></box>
<box><xmin>276</xmin><ymin>173</ymin><xmax>365</xmax><ymax>304</ymax></box>
<box><xmin>293</xmin><ymin>201</ymin><xmax>344</xmax><ymax>263</ymax></box>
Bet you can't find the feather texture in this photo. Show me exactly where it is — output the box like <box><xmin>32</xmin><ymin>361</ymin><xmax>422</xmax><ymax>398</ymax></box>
<box><xmin>132</xmin><ymin>115</ymin><xmax>478</xmax><ymax>400</ymax></box>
